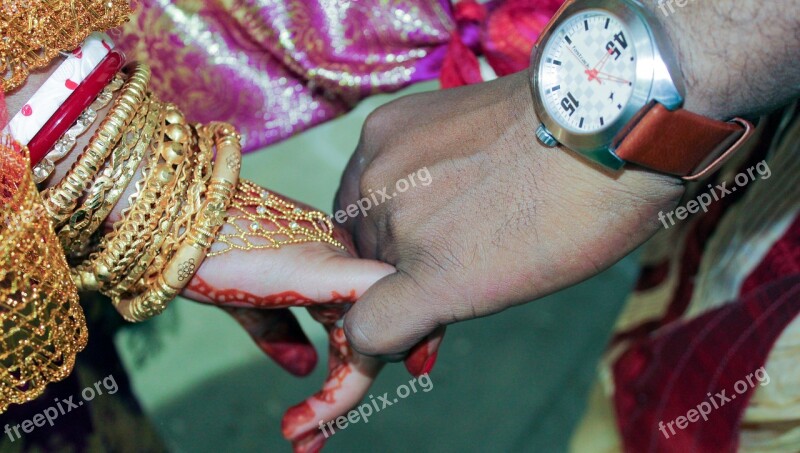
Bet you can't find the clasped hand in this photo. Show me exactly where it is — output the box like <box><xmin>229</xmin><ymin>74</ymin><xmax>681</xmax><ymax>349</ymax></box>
<box><xmin>179</xmin><ymin>70</ymin><xmax>683</xmax><ymax>452</ymax></box>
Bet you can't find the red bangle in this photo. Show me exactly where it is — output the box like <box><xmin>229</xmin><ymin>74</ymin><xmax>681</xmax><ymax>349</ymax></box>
<box><xmin>28</xmin><ymin>50</ymin><xmax>126</xmax><ymax>167</ymax></box>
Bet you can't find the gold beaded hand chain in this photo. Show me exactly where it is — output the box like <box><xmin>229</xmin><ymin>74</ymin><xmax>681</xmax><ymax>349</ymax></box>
<box><xmin>208</xmin><ymin>179</ymin><xmax>344</xmax><ymax>257</ymax></box>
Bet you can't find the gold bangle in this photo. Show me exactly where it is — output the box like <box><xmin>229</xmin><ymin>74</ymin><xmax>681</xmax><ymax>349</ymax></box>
<box><xmin>58</xmin><ymin>93</ymin><xmax>156</xmax><ymax>255</ymax></box>
<box><xmin>41</xmin><ymin>63</ymin><xmax>150</xmax><ymax>228</ymax></box>
<box><xmin>107</xmin><ymin>106</ymin><xmax>206</xmax><ymax>299</ymax></box>
<box><xmin>115</xmin><ymin>123</ymin><xmax>241</xmax><ymax>322</ymax></box>
<box><xmin>68</xmin><ymin>143</ymin><xmax>160</xmax><ymax>292</ymax></box>
<box><xmin>110</xmin><ymin>113</ymin><xmax>215</xmax><ymax>299</ymax></box>
<box><xmin>70</xmin><ymin>101</ymin><xmax>192</xmax><ymax>292</ymax></box>
<box><xmin>104</xmin><ymin>103</ymin><xmax>195</xmax><ymax>289</ymax></box>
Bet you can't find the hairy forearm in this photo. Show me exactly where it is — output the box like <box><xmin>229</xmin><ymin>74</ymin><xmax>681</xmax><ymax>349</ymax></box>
<box><xmin>645</xmin><ymin>0</ymin><xmax>800</xmax><ymax>119</ymax></box>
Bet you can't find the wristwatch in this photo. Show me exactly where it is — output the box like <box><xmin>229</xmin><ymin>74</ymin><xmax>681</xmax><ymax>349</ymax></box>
<box><xmin>529</xmin><ymin>0</ymin><xmax>754</xmax><ymax>180</ymax></box>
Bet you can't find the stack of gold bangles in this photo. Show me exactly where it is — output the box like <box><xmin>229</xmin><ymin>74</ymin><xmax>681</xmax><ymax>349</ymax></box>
<box><xmin>38</xmin><ymin>61</ymin><xmax>343</xmax><ymax>322</ymax></box>
<box><xmin>37</xmin><ymin>62</ymin><xmax>239</xmax><ymax>321</ymax></box>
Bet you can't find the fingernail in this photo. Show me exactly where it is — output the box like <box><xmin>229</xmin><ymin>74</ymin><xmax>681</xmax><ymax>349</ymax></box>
<box><xmin>281</xmin><ymin>401</ymin><xmax>315</xmax><ymax>440</ymax></box>
<box><xmin>405</xmin><ymin>347</ymin><xmax>436</xmax><ymax>377</ymax></box>
<box><xmin>292</xmin><ymin>429</ymin><xmax>327</xmax><ymax>453</ymax></box>
<box><xmin>421</xmin><ymin>350</ymin><xmax>438</xmax><ymax>375</ymax></box>
<box><xmin>404</xmin><ymin>327</ymin><xmax>445</xmax><ymax>376</ymax></box>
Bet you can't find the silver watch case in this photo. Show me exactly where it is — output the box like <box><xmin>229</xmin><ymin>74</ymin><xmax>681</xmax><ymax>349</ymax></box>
<box><xmin>530</xmin><ymin>0</ymin><xmax>685</xmax><ymax>169</ymax></box>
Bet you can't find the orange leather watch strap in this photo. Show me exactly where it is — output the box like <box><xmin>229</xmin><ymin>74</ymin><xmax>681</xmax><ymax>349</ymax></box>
<box><xmin>614</xmin><ymin>101</ymin><xmax>754</xmax><ymax>179</ymax></box>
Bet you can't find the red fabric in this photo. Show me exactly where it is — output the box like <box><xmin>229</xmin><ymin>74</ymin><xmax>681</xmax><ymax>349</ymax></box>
<box><xmin>609</xmin><ymin>110</ymin><xmax>798</xmax><ymax>452</ymax></box>
<box><xmin>483</xmin><ymin>0</ymin><xmax>560</xmax><ymax>76</ymax></box>
<box><xmin>610</xmin><ymin>194</ymin><xmax>732</xmax><ymax>347</ymax></box>
<box><xmin>440</xmin><ymin>1</ymin><xmax>486</xmax><ymax>89</ymax></box>
<box><xmin>439</xmin><ymin>0</ymin><xmax>564</xmax><ymax>88</ymax></box>
<box><xmin>455</xmin><ymin>0</ymin><xmax>487</xmax><ymax>22</ymax></box>
<box><xmin>440</xmin><ymin>31</ymin><xmax>484</xmax><ymax>89</ymax></box>
<box><xmin>740</xmin><ymin>215</ymin><xmax>800</xmax><ymax>297</ymax></box>
<box><xmin>613</xmin><ymin>274</ymin><xmax>800</xmax><ymax>453</ymax></box>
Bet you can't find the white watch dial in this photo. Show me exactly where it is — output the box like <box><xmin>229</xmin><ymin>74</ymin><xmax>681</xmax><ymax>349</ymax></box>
<box><xmin>538</xmin><ymin>10</ymin><xmax>637</xmax><ymax>133</ymax></box>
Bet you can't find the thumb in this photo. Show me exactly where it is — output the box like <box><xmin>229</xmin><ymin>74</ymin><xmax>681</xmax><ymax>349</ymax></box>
<box><xmin>308</xmin><ymin>252</ymin><xmax>395</xmax><ymax>303</ymax></box>
<box><xmin>343</xmin><ymin>271</ymin><xmax>442</xmax><ymax>356</ymax></box>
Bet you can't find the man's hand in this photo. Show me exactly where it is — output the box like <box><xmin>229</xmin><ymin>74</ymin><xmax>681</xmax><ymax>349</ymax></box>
<box><xmin>337</xmin><ymin>0</ymin><xmax>800</xmax><ymax>359</ymax></box>
<box><xmin>336</xmin><ymin>70</ymin><xmax>685</xmax><ymax>356</ymax></box>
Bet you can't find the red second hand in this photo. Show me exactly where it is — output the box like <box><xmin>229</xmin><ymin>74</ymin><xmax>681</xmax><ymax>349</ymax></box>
<box><xmin>595</xmin><ymin>48</ymin><xmax>613</xmax><ymax>71</ymax></box>
<box><xmin>595</xmin><ymin>71</ymin><xmax>631</xmax><ymax>84</ymax></box>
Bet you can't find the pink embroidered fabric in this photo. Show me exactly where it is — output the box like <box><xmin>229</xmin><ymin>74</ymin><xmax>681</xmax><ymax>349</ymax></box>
<box><xmin>114</xmin><ymin>0</ymin><xmax>562</xmax><ymax>152</ymax></box>
<box><xmin>115</xmin><ymin>0</ymin><xmax>454</xmax><ymax>152</ymax></box>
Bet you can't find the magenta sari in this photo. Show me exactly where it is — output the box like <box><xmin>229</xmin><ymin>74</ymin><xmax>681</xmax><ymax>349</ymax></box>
<box><xmin>116</xmin><ymin>0</ymin><xmax>561</xmax><ymax>152</ymax></box>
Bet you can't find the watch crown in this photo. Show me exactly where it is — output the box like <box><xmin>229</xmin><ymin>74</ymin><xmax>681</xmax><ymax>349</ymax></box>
<box><xmin>535</xmin><ymin>124</ymin><xmax>558</xmax><ymax>148</ymax></box>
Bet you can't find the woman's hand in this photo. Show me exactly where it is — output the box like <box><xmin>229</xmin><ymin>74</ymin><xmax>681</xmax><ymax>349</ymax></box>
<box><xmin>178</xmin><ymin>185</ymin><xmax>444</xmax><ymax>452</ymax></box>
<box><xmin>180</xmin><ymin>192</ymin><xmax>394</xmax><ymax>375</ymax></box>
<box><xmin>280</xmin><ymin>305</ymin><xmax>444</xmax><ymax>453</ymax></box>
<box><xmin>11</xmin><ymin>62</ymin><xmax>442</xmax><ymax>451</ymax></box>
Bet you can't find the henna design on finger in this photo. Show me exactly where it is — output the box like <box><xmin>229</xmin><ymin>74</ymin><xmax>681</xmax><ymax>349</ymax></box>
<box><xmin>282</xmin><ymin>306</ymin><xmax>370</xmax><ymax>447</ymax></box>
<box><xmin>282</xmin><ymin>399</ymin><xmax>318</xmax><ymax>436</ymax></box>
<box><xmin>306</xmin><ymin>307</ymin><xmax>353</xmax><ymax>403</ymax></box>
<box><xmin>186</xmin><ymin>275</ymin><xmax>357</xmax><ymax>308</ymax></box>
<box><xmin>281</xmin><ymin>328</ymin><xmax>352</xmax><ymax>441</ymax></box>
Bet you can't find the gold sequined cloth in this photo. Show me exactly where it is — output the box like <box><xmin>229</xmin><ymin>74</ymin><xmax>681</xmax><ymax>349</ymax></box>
<box><xmin>0</xmin><ymin>142</ymin><xmax>87</xmax><ymax>413</ymax></box>
<box><xmin>0</xmin><ymin>0</ymin><xmax>131</xmax><ymax>92</ymax></box>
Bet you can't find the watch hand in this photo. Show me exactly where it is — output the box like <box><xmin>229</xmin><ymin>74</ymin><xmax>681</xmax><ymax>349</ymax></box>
<box><xmin>584</xmin><ymin>48</ymin><xmax>615</xmax><ymax>84</ymax></box>
<box><xmin>593</xmin><ymin>48</ymin><xmax>613</xmax><ymax>72</ymax></box>
<box><xmin>594</xmin><ymin>72</ymin><xmax>631</xmax><ymax>85</ymax></box>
